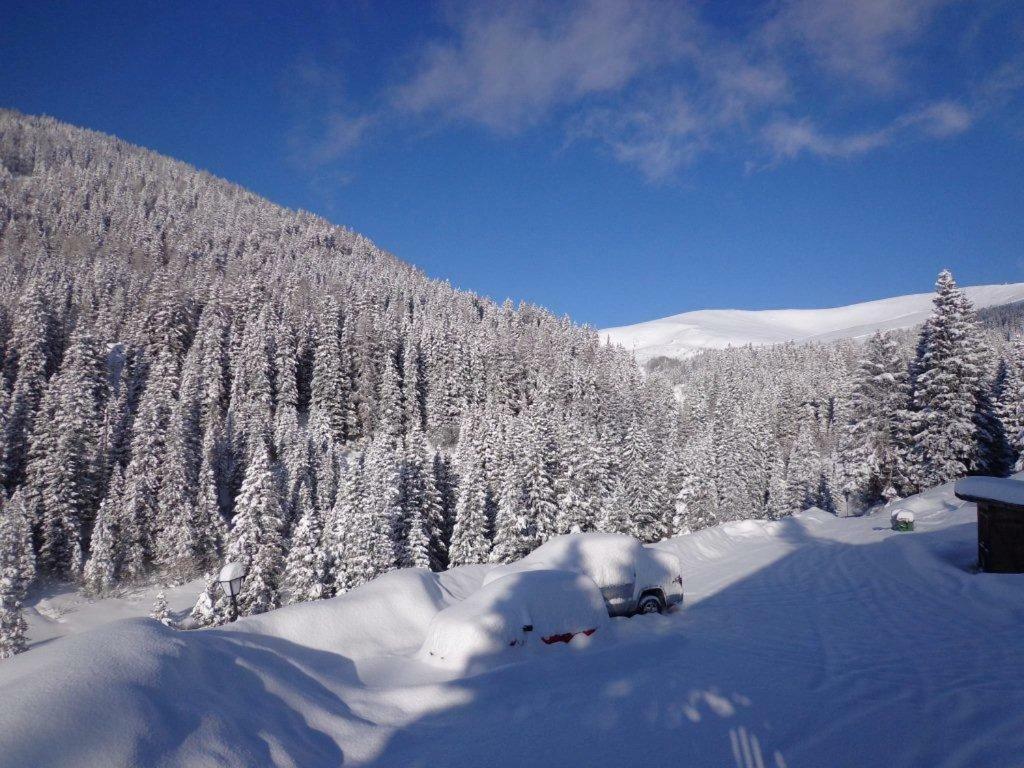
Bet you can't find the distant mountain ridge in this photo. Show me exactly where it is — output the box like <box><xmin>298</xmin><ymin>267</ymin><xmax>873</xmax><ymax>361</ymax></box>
<box><xmin>602</xmin><ymin>283</ymin><xmax>1024</xmax><ymax>363</ymax></box>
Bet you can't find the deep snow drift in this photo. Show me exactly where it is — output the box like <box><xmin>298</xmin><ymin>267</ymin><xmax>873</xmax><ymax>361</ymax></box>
<box><xmin>601</xmin><ymin>282</ymin><xmax>1024</xmax><ymax>362</ymax></box>
<box><xmin>3</xmin><ymin>479</ymin><xmax>1024</xmax><ymax>767</ymax></box>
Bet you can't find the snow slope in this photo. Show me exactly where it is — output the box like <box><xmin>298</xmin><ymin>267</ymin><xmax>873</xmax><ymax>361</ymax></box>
<box><xmin>602</xmin><ymin>282</ymin><xmax>1024</xmax><ymax>363</ymax></box>
<box><xmin>3</xmin><ymin>480</ymin><xmax>1024</xmax><ymax>767</ymax></box>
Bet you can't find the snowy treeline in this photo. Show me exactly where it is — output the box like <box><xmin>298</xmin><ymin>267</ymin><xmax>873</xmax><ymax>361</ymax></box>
<box><xmin>665</xmin><ymin>270</ymin><xmax>1020</xmax><ymax>525</ymax></box>
<box><xmin>0</xmin><ymin>111</ymin><xmax>684</xmax><ymax>640</ymax></box>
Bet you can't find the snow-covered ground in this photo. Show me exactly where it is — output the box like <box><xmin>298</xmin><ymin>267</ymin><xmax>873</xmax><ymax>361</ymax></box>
<box><xmin>602</xmin><ymin>282</ymin><xmax>1024</xmax><ymax>363</ymax></box>
<box><xmin>3</xmin><ymin>479</ymin><xmax>1024</xmax><ymax>767</ymax></box>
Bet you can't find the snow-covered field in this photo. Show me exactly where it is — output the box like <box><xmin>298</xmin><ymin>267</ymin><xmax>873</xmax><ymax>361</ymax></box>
<box><xmin>3</xmin><ymin>479</ymin><xmax>1024</xmax><ymax>767</ymax></box>
<box><xmin>602</xmin><ymin>282</ymin><xmax>1024</xmax><ymax>362</ymax></box>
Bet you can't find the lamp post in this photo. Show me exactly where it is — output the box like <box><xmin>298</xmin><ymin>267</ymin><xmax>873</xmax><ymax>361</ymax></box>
<box><xmin>217</xmin><ymin>561</ymin><xmax>246</xmax><ymax>622</ymax></box>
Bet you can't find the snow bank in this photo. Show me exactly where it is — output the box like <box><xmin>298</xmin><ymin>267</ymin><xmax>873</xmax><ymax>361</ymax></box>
<box><xmin>419</xmin><ymin>569</ymin><xmax>609</xmax><ymax>671</ymax></box>
<box><xmin>235</xmin><ymin>565</ymin><xmax>492</xmax><ymax>659</ymax></box>
<box><xmin>8</xmin><ymin>474</ymin><xmax>1024</xmax><ymax>767</ymax></box>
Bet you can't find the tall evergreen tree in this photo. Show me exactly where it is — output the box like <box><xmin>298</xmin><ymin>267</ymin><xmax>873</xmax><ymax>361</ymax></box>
<box><xmin>225</xmin><ymin>438</ymin><xmax>286</xmax><ymax>616</ymax></box>
<box><xmin>905</xmin><ymin>271</ymin><xmax>992</xmax><ymax>489</ymax></box>
<box><xmin>0</xmin><ymin>492</ymin><xmax>34</xmax><ymax>658</ymax></box>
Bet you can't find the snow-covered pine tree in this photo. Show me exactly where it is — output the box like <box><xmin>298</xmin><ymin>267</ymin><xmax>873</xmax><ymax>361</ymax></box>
<box><xmin>431</xmin><ymin>449</ymin><xmax>457</xmax><ymax>570</ymax></box>
<box><xmin>153</xmin><ymin>408</ymin><xmax>203</xmax><ymax>583</ymax></box>
<box><xmin>397</xmin><ymin>428</ymin><xmax>440</xmax><ymax>570</ymax></box>
<box><xmin>83</xmin><ymin>474</ymin><xmax>120</xmax><ymax>596</ymax></box>
<box><xmin>195</xmin><ymin>422</ymin><xmax>229</xmax><ymax>570</ymax></box>
<box><xmin>490</xmin><ymin>419</ymin><xmax>534</xmax><ymax>564</ymax></box>
<box><xmin>225</xmin><ymin>437</ymin><xmax>286</xmax><ymax>616</ymax></box>
<box><xmin>905</xmin><ymin>271</ymin><xmax>993</xmax><ymax>489</ymax></box>
<box><xmin>0</xmin><ymin>492</ymin><xmax>34</xmax><ymax>658</ymax></box>
<box><xmin>673</xmin><ymin>430</ymin><xmax>719</xmax><ymax>532</ymax></box>
<box><xmin>186</xmin><ymin>577</ymin><xmax>225</xmax><ymax>629</ymax></box>
<box><xmin>309</xmin><ymin>301</ymin><xmax>349</xmax><ymax>448</ymax></box>
<box><xmin>150</xmin><ymin>591</ymin><xmax>171</xmax><ymax>626</ymax></box>
<box><xmin>448</xmin><ymin>448</ymin><xmax>492</xmax><ymax>565</ymax></box>
<box><xmin>1</xmin><ymin>284</ymin><xmax>51</xmax><ymax>493</ymax></box>
<box><xmin>522</xmin><ymin>407</ymin><xmax>561</xmax><ymax>545</ymax></box>
<box><xmin>323</xmin><ymin>450</ymin><xmax>362</xmax><ymax>595</ymax></box>
<box><xmin>997</xmin><ymin>337</ymin><xmax>1024</xmax><ymax>468</ymax></box>
<box><xmin>785</xmin><ymin>419</ymin><xmax>822</xmax><ymax>514</ymax></box>
<box><xmin>343</xmin><ymin>440</ymin><xmax>399</xmax><ymax>587</ymax></box>
<box><xmin>620</xmin><ymin>414</ymin><xmax>666</xmax><ymax>542</ymax></box>
<box><xmin>839</xmin><ymin>330</ymin><xmax>911</xmax><ymax>511</ymax></box>
<box><xmin>283</xmin><ymin>482</ymin><xmax>328</xmax><ymax>603</ymax></box>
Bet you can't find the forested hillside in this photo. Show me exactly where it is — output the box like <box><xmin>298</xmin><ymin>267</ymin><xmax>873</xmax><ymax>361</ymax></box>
<box><xmin>0</xmin><ymin>111</ymin><xmax>681</xmax><ymax>646</ymax></box>
<box><xmin>0</xmin><ymin>111</ymin><xmax>1021</xmax><ymax>657</ymax></box>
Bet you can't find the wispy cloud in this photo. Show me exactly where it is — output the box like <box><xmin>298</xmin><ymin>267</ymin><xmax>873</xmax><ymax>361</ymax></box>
<box><xmin>289</xmin><ymin>0</ymin><xmax>1021</xmax><ymax>181</ymax></box>
<box><xmin>759</xmin><ymin>99</ymin><xmax>973</xmax><ymax>164</ymax></box>
<box><xmin>391</xmin><ymin>1</ymin><xmax>693</xmax><ymax>132</ymax></box>
<box><xmin>762</xmin><ymin>0</ymin><xmax>953</xmax><ymax>91</ymax></box>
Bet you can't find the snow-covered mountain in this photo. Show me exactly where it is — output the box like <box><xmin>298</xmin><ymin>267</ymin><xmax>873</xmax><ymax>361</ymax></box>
<box><xmin>602</xmin><ymin>282</ymin><xmax>1024</xmax><ymax>363</ymax></box>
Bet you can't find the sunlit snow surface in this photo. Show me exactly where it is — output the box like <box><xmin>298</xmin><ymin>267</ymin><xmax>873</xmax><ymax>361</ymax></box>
<box><xmin>3</xmin><ymin>479</ymin><xmax>1024</xmax><ymax>767</ymax></box>
<box><xmin>602</xmin><ymin>282</ymin><xmax>1024</xmax><ymax>363</ymax></box>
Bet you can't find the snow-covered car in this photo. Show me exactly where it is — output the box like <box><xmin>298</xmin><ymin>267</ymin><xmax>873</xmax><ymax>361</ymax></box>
<box><xmin>419</xmin><ymin>569</ymin><xmax>610</xmax><ymax>668</ymax></box>
<box><xmin>484</xmin><ymin>533</ymin><xmax>684</xmax><ymax>616</ymax></box>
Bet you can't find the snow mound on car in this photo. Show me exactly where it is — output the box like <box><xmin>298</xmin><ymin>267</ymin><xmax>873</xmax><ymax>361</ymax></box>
<box><xmin>483</xmin><ymin>533</ymin><xmax>643</xmax><ymax>590</ymax></box>
<box><xmin>419</xmin><ymin>569</ymin><xmax>609</xmax><ymax>672</ymax></box>
<box><xmin>233</xmin><ymin>565</ymin><xmax>492</xmax><ymax>658</ymax></box>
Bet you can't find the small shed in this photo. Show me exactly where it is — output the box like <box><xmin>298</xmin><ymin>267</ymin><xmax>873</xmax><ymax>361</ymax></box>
<box><xmin>954</xmin><ymin>477</ymin><xmax>1024</xmax><ymax>573</ymax></box>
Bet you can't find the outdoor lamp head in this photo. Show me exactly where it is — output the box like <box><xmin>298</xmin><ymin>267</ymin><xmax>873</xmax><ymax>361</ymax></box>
<box><xmin>217</xmin><ymin>562</ymin><xmax>246</xmax><ymax>598</ymax></box>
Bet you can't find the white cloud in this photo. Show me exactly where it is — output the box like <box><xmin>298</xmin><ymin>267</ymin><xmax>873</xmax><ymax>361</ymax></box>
<box><xmin>760</xmin><ymin>99</ymin><xmax>972</xmax><ymax>164</ymax></box>
<box><xmin>392</xmin><ymin>1</ymin><xmax>693</xmax><ymax>133</ymax></box>
<box><xmin>763</xmin><ymin>0</ymin><xmax>952</xmax><ymax>91</ymax></box>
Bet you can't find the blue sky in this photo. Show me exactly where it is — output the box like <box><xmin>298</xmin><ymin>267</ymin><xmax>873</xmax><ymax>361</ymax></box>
<box><xmin>2</xmin><ymin>1</ymin><xmax>1023</xmax><ymax>328</ymax></box>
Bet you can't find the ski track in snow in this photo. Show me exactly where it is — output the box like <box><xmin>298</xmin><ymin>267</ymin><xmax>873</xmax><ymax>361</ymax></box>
<box><xmin>3</xmin><ymin>481</ymin><xmax>1024</xmax><ymax>767</ymax></box>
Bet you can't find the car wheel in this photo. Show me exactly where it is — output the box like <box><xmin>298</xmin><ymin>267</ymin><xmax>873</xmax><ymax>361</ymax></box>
<box><xmin>637</xmin><ymin>594</ymin><xmax>664</xmax><ymax>615</ymax></box>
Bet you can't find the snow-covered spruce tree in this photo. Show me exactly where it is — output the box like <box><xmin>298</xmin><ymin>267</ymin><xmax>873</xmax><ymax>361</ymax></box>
<box><xmin>340</xmin><ymin>441</ymin><xmax>399</xmax><ymax>589</ymax></box>
<box><xmin>1</xmin><ymin>284</ymin><xmax>51</xmax><ymax>493</ymax></box>
<box><xmin>187</xmin><ymin>577</ymin><xmax>225</xmax><ymax>629</ymax></box>
<box><xmin>83</xmin><ymin>475</ymin><xmax>120</xmax><ymax>596</ymax></box>
<box><xmin>555</xmin><ymin>425</ymin><xmax>603</xmax><ymax>535</ymax></box>
<box><xmin>448</xmin><ymin>451</ymin><xmax>492</xmax><ymax>566</ymax></box>
<box><xmin>150</xmin><ymin>591</ymin><xmax>171</xmax><ymax>626</ymax></box>
<box><xmin>283</xmin><ymin>482</ymin><xmax>327</xmax><ymax>603</ymax></box>
<box><xmin>839</xmin><ymin>331</ymin><xmax>911</xmax><ymax>511</ymax></box>
<box><xmin>309</xmin><ymin>300</ymin><xmax>350</xmax><ymax>448</ymax></box>
<box><xmin>227</xmin><ymin>303</ymin><xmax>276</xmax><ymax>463</ymax></box>
<box><xmin>490</xmin><ymin>419</ymin><xmax>534</xmax><ymax>564</ymax></box>
<box><xmin>377</xmin><ymin>333</ymin><xmax>407</xmax><ymax>445</ymax></box>
<box><xmin>764</xmin><ymin>449</ymin><xmax>790</xmax><ymax>521</ymax></box>
<box><xmin>0</xmin><ymin>493</ymin><xmax>35</xmax><ymax>658</ymax></box>
<box><xmin>785</xmin><ymin>419</ymin><xmax>822</xmax><ymax>514</ymax></box>
<box><xmin>33</xmin><ymin>323</ymin><xmax>106</xmax><ymax>579</ymax></box>
<box><xmin>323</xmin><ymin>449</ymin><xmax>362</xmax><ymax>595</ymax></box>
<box><xmin>195</xmin><ymin>422</ymin><xmax>229</xmax><ymax>570</ymax></box>
<box><xmin>521</xmin><ymin>408</ymin><xmax>561</xmax><ymax>546</ymax></box>
<box><xmin>153</xmin><ymin>409</ymin><xmax>203</xmax><ymax>583</ymax></box>
<box><xmin>905</xmin><ymin>271</ymin><xmax>996</xmax><ymax>489</ymax></box>
<box><xmin>116</xmin><ymin>347</ymin><xmax>180</xmax><ymax>580</ymax></box>
<box><xmin>997</xmin><ymin>337</ymin><xmax>1024</xmax><ymax>467</ymax></box>
<box><xmin>674</xmin><ymin>431</ymin><xmax>719</xmax><ymax>532</ymax></box>
<box><xmin>431</xmin><ymin>449</ymin><xmax>457</xmax><ymax>570</ymax></box>
<box><xmin>273</xmin><ymin>320</ymin><xmax>301</xmax><ymax>457</ymax></box>
<box><xmin>397</xmin><ymin>428</ymin><xmax>440</xmax><ymax>570</ymax></box>
<box><xmin>225</xmin><ymin>437</ymin><xmax>286</xmax><ymax>616</ymax></box>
